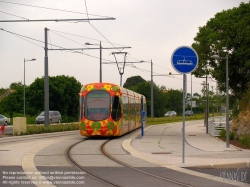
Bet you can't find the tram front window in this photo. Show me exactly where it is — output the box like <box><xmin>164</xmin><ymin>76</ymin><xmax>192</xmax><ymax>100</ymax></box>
<box><xmin>85</xmin><ymin>90</ymin><xmax>110</xmax><ymax>121</ymax></box>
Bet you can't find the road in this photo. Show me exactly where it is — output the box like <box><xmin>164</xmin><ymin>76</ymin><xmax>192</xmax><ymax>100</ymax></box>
<box><xmin>0</xmin><ymin>125</ymin><xmax>249</xmax><ymax>186</ymax></box>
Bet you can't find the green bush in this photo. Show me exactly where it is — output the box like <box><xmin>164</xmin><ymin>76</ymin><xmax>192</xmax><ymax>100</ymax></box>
<box><xmin>61</xmin><ymin>115</ymin><xmax>78</xmax><ymax>123</ymax></box>
<box><xmin>229</xmin><ymin>131</ymin><xmax>235</xmax><ymax>140</ymax></box>
<box><xmin>240</xmin><ymin>135</ymin><xmax>250</xmax><ymax>148</ymax></box>
<box><xmin>146</xmin><ymin>113</ymin><xmax>205</xmax><ymax>125</ymax></box>
<box><xmin>22</xmin><ymin>123</ymin><xmax>79</xmax><ymax>135</ymax></box>
<box><xmin>219</xmin><ymin>129</ymin><xmax>226</xmax><ymax>138</ymax></box>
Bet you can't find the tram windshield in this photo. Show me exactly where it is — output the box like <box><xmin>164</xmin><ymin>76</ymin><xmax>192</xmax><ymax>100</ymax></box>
<box><xmin>85</xmin><ymin>90</ymin><xmax>111</xmax><ymax>121</ymax></box>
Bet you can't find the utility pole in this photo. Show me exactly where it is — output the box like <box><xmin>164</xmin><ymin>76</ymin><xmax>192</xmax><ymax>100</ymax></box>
<box><xmin>206</xmin><ymin>75</ymin><xmax>208</xmax><ymax>133</ymax></box>
<box><xmin>191</xmin><ymin>74</ymin><xmax>192</xmax><ymax>113</ymax></box>
<box><xmin>44</xmin><ymin>28</ymin><xmax>49</xmax><ymax>126</ymax></box>
<box><xmin>1</xmin><ymin>17</ymin><xmax>116</xmax><ymax>126</ymax></box>
<box><xmin>151</xmin><ymin>60</ymin><xmax>154</xmax><ymax>118</ymax></box>
<box><xmin>100</xmin><ymin>41</ymin><xmax>102</xmax><ymax>83</ymax></box>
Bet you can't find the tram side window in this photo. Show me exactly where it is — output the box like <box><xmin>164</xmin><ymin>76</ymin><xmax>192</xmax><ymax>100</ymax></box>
<box><xmin>123</xmin><ymin>96</ymin><xmax>128</xmax><ymax>120</ymax></box>
<box><xmin>112</xmin><ymin>96</ymin><xmax>121</xmax><ymax>121</ymax></box>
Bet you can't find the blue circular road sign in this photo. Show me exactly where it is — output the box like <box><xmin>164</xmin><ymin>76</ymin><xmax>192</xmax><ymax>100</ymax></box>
<box><xmin>171</xmin><ymin>46</ymin><xmax>199</xmax><ymax>74</ymax></box>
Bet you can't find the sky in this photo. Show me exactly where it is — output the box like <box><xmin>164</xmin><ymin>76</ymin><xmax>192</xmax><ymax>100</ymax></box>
<box><xmin>0</xmin><ymin>0</ymin><xmax>248</xmax><ymax>95</ymax></box>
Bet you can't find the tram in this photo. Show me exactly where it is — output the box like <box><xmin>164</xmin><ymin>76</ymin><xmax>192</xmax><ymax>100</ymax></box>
<box><xmin>79</xmin><ymin>82</ymin><xmax>146</xmax><ymax>136</ymax></box>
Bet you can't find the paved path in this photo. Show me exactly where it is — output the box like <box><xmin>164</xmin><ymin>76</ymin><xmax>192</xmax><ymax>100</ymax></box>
<box><xmin>122</xmin><ymin>120</ymin><xmax>250</xmax><ymax>186</ymax></box>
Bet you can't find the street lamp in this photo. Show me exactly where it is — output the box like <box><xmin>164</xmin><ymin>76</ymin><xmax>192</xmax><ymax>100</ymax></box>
<box><xmin>24</xmin><ymin>58</ymin><xmax>36</xmax><ymax>117</ymax></box>
<box><xmin>201</xmin><ymin>82</ymin><xmax>209</xmax><ymax>134</ymax></box>
<box><xmin>85</xmin><ymin>42</ymin><xmax>102</xmax><ymax>83</ymax></box>
<box><xmin>197</xmin><ymin>64</ymin><xmax>210</xmax><ymax>132</ymax></box>
<box><xmin>211</xmin><ymin>53</ymin><xmax>229</xmax><ymax>148</ymax></box>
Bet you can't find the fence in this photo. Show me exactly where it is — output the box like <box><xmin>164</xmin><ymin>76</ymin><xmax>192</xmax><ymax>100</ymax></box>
<box><xmin>208</xmin><ymin>116</ymin><xmax>226</xmax><ymax>137</ymax></box>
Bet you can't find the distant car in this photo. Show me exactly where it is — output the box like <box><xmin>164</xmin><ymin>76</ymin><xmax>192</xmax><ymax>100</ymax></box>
<box><xmin>221</xmin><ymin>107</ymin><xmax>226</xmax><ymax>112</ymax></box>
<box><xmin>164</xmin><ymin>111</ymin><xmax>177</xmax><ymax>117</ymax></box>
<box><xmin>185</xmin><ymin>110</ymin><xmax>194</xmax><ymax>116</ymax></box>
<box><xmin>0</xmin><ymin>114</ymin><xmax>10</xmax><ymax>126</ymax></box>
<box><xmin>36</xmin><ymin>111</ymin><xmax>62</xmax><ymax>124</ymax></box>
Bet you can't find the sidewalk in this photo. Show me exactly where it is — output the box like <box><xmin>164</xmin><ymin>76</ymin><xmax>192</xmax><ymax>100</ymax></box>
<box><xmin>124</xmin><ymin>120</ymin><xmax>250</xmax><ymax>167</ymax></box>
<box><xmin>122</xmin><ymin>120</ymin><xmax>250</xmax><ymax>186</ymax></box>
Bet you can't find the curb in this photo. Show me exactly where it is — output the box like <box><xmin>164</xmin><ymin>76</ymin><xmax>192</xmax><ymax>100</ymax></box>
<box><xmin>215</xmin><ymin>137</ymin><xmax>250</xmax><ymax>151</ymax></box>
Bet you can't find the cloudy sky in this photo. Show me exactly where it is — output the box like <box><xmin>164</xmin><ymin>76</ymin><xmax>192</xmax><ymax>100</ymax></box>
<box><xmin>0</xmin><ymin>0</ymin><xmax>247</xmax><ymax>94</ymax></box>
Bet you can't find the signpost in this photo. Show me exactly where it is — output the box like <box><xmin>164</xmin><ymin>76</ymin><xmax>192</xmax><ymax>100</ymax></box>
<box><xmin>141</xmin><ymin>96</ymin><xmax>146</xmax><ymax>136</ymax></box>
<box><xmin>142</xmin><ymin>110</ymin><xmax>146</xmax><ymax>136</ymax></box>
<box><xmin>171</xmin><ymin>46</ymin><xmax>199</xmax><ymax>163</ymax></box>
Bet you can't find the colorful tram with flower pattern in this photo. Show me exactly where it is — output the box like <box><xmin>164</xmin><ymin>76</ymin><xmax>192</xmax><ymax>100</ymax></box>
<box><xmin>79</xmin><ymin>82</ymin><xmax>146</xmax><ymax>136</ymax></box>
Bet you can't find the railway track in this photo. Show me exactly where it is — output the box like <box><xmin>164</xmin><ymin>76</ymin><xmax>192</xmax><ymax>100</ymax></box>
<box><xmin>1</xmin><ymin>131</ymin><xmax>238</xmax><ymax>187</ymax></box>
<box><xmin>67</xmin><ymin>138</ymin><xmax>120</xmax><ymax>187</ymax></box>
<box><xmin>101</xmin><ymin>139</ymin><xmax>194</xmax><ymax>187</ymax></box>
<box><xmin>67</xmin><ymin>138</ymin><xmax>194</xmax><ymax>187</ymax></box>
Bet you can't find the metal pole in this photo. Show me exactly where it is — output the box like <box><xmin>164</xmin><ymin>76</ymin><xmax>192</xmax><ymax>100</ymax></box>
<box><xmin>120</xmin><ymin>73</ymin><xmax>122</xmax><ymax>87</ymax></box>
<box><xmin>100</xmin><ymin>41</ymin><xmax>102</xmax><ymax>83</ymax></box>
<box><xmin>205</xmin><ymin>75</ymin><xmax>208</xmax><ymax>133</ymax></box>
<box><xmin>226</xmin><ymin>54</ymin><xmax>229</xmax><ymax>148</ymax></box>
<box><xmin>216</xmin><ymin>82</ymin><xmax>218</xmax><ymax>114</ymax></box>
<box><xmin>141</xmin><ymin>96</ymin><xmax>144</xmax><ymax>136</ymax></box>
<box><xmin>151</xmin><ymin>60</ymin><xmax>154</xmax><ymax>118</ymax></box>
<box><xmin>208</xmin><ymin>83</ymin><xmax>210</xmax><ymax>117</ymax></box>
<box><xmin>191</xmin><ymin>74</ymin><xmax>192</xmax><ymax>112</ymax></box>
<box><xmin>182</xmin><ymin>74</ymin><xmax>186</xmax><ymax>164</ymax></box>
<box><xmin>24</xmin><ymin>58</ymin><xmax>25</xmax><ymax>117</ymax></box>
<box><xmin>44</xmin><ymin>28</ymin><xmax>49</xmax><ymax>126</ymax></box>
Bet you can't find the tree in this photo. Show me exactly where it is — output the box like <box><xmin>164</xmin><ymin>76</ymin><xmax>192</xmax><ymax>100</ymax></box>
<box><xmin>192</xmin><ymin>2</ymin><xmax>250</xmax><ymax>100</ymax></box>
<box><xmin>123</xmin><ymin>75</ymin><xmax>146</xmax><ymax>89</ymax></box>
<box><xmin>1</xmin><ymin>75</ymin><xmax>82</xmax><ymax>120</ymax></box>
<box><xmin>136</xmin><ymin>81</ymin><xmax>166</xmax><ymax>117</ymax></box>
<box><xmin>125</xmin><ymin>79</ymin><xmax>166</xmax><ymax>117</ymax></box>
<box><xmin>0</xmin><ymin>88</ymin><xmax>7</xmax><ymax>96</ymax></box>
<box><xmin>9</xmin><ymin>82</ymin><xmax>23</xmax><ymax>90</ymax></box>
<box><xmin>164</xmin><ymin>89</ymin><xmax>183</xmax><ymax>115</ymax></box>
<box><xmin>193</xmin><ymin>93</ymin><xmax>200</xmax><ymax>98</ymax></box>
<box><xmin>26</xmin><ymin>75</ymin><xmax>81</xmax><ymax>118</ymax></box>
<box><xmin>0</xmin><ymin>86</ymin><xmax>23</xmax><ymax>117</ymax></box>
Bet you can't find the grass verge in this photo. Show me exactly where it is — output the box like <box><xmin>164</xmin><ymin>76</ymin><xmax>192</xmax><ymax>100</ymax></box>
<box><xmin>146</xmin><ymin>114</ymin><xmax>205</xmax><ymax>125</ymax></box>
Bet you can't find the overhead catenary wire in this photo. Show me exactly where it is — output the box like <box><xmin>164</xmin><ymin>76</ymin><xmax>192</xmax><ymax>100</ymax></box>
<box><xmin>49</xmin><ymin>29</ymin><xmax>131</xmax><ymax>58</ymax></box>
<box><xmin>49</xmin><ymin>30</ymin><xmax>126</xmax><ymax>56</ymax></box>
<box><xmin>12</xmin><ymin>33</ymin><xmax>44</xmax><ymax>48</ymax></box>
<box><xmin>0</xmin><ymin>0</ymin><xmax>111</xmax><ymax>18</ymax></box>
<box><xmin>0</xmin><ymin>28</ymin><xmax>112</xmax><ymax>62</ymax></box>
<box><xmin>0</xmin><ymin>1</ymin><xmax>212</xmax><ymax>92</ymax></box>
<box><xmin>1</xmin><ymin>1</ymin><xmax>138</xmax><ymax>66</ymax></box>
<box><xmin>49</xmin><ymin>30</ymin><xmax>88</xmax><ymax>55</ymax></box>
<box><xmin>83</xmin><ymin>1</ymin><xmax>124</xmax><ymax>54</ymax></box>
<box><xmin>0</xmin><ymin>10</ymin><xmax>28</xmax><ymax>20</ymax></box>
<box><xmin>84</xmin><ymin>0</ymin><xmax>90</xmax><ymax>20</ymax></box>
<box><xmin>82</xmin><ymin>1</ymin><xmax>208</xmax><ymax>87</ymax></box>
<box><xmin>0</xmin><ymin>27</ymin><xmax>204</xmax><ymax>86</ymax></box>
<box><xmin>78</xmin><ymin>3</ymin><xmax>191</xmax><ymax>84</ymax></box>
<box><xmin>48</xmin><ymin>31</ymin><xmax>52</xmax><ymax>50</ymax></box>
<box><xmin>49</xmin><ymin>29</ymin><xmax>129</xmax><ymax>47</ymax></box>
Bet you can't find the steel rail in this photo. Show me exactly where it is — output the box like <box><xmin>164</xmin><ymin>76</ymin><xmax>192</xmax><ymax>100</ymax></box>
<box><xmin>101</xmin><ymin>140</ymin><xmax>194</xmax><ymax>187</ymax></box>
<box><xmin>66</xmin><ymin>139</ymin><xmax>120</xmax><ymax>187</ymax></box>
